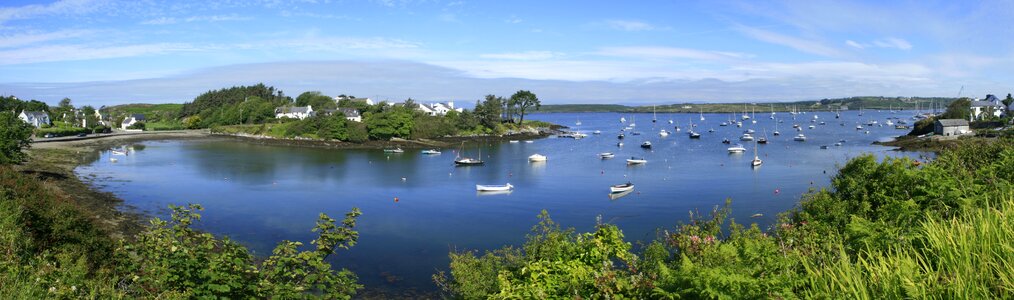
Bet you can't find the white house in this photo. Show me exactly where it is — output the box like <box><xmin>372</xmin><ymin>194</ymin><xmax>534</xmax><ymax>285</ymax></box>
<box><xmin>318</xmin><ymin>108</ymin><xmax>362</xmax><ymax>122</ymax></box>
<box><xmin>275</xmin><ymin>105</ymin><xmax>314</xmax><ymax>120</ymax></box>
<box><xmin>18</xmin><ymin>111</ymin><xmax>50</xmax><ymax>127</ymax></box>
<box><xmin>121</xmin><ymin>114</ymin><xmax>145</xmax><ymax>130</ymax></box>
<box><xmin>414</xmin><ymin>101</ymin><xmax>464</xmax><ymax>116</ymax></box>
<box><xmin>334</xmin><ymin>95</ymin><xmax>375</xmax><ymax>106</ymax></box>
<box><xmin>94</xmin><ymin>109</ymin><xmax>110</xmax><ymax>126</ymax></box>
<box><xmin>934</xmin><ymin>119</ymin><xmax>971</xmax><ymax>138</ymax></box>
<box><xmin>970</xmin><ymin>94</ymin><xmax>1005</xmax><ymax>120</ymax></box>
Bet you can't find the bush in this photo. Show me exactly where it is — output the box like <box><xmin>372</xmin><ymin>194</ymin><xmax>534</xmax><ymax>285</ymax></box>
<box><xmin>91</xmin><ymin>125</ymin><xmax>111</xmax><ymax>134</ymax></box>
<box><xmin>0</xmin><ymin>112</ymin><xmax>33</xmax><ymax>164</ymax></box>
<box><xmin>126</xmin><ymin>122</ymin><xmax>146</xmax><ymax>130</ymax></box>
<box><xmin>35</xmin><ymin>126</ymin><xmax>90</xmax><ymax>137</ymax></box>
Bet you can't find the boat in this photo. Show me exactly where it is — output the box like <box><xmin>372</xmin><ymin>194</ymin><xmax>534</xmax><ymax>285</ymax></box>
<box><xmin>808</xmin><ymin>125</ymin><xmax>815</xmax><ymax>129</ymax></box>
<box><xmin>608</xmin><ymin>189</ymin><xmax>634</xmax><ymax>200</ymax></box>
<box><xmin>111</xmin><ymin>150</ymin><xmax>127</xmax><ymax>155</ymax></box>
<box><xmin>794</xmin><ymin>134</ymin><xmax>806</xmax><ymax>141</ymax></box>
<box><xmin>744</xmin><ymin>129</ymin><xmax>755</xmax><ymax>134</ymax></box>
<box><xmin>856</xmin><ymin>125</ymin><xmax>863</xmax><ymax>130</ymax></box>
<box><xmin>525</xmin><ymin>140</ymin><xmax>534</xmax><ymax>144</ymax></box>
<box><xmin>721</xmin><ymin>138</ymin><xmax>731</xmax><ymax>144</ymax></box>
<box><xmin>640</xmin><ymin>141</ymin><xmax>652</xmax><ymax>149</ymax></box>
<box><xmin>509</xmin><ymin>140</ymin><xmax>519</xmax><ymax>143</ymax></box>
<box><xmin>576</xmin><ymin>118</ymin><xmax>582</xmax><ymax>126</ymax></box>
<box><xmin>757</xmin><ymin>137</ymin><xmax>767</xmax><ymax>144</ymax></box>
<box><xmin>699</xmin><ymin>109</ymin><xmax>705</xmax><ymax>121</ymax></box>
<box><xmin>820</xmin><ymin>145</ymin><xmax>829</xmax><ymax>149</ymax></box>
<box><xmin>728</xmin><ymin>144</ymin><xmax>746</xmax><ymax>153</ymax></box>
<box><xmin>109</xmin><ymin>158</ymin><xmax>118</xmax><ymax>163</ymax></box>
<box><xmin>454</xmin><ymin>143</ymin><xmax>484</xmax><ymax>165</ymax></box>
<box><xmin>593</xmin><ymin>130</ymin><xmax>602</xmax><ymax>134</ymax></box>
<box><xmin>617</xmin><ymin>142</ymin><xmax>623</xmax><ymax>147</ymax></box>
<box><xmin>740</xmin><ymin>134</ymin><xmax>754</xmax><ymax>141</ymax></box>
<box><xmin>620</xmin><ymin>116</ymin><xmax>626</xmax><ymax>123</ymax></box>
<box><xmin>618</xmin><ymin>133</ymin><xmax>625</xmax><ymax>139</ymax></box>
<box><xmin>476</xmin><ymin>183</ymin><xmax>514</xmax><ymax>192</ymax></box>
<box><xmin>383</xmin><ymin>148</ymin><xmax>404</xmax><ymax>153</ymax></box>
<box><xmin>720</xmin><ymin>121</ymin><xmax>728</xmax><ymax>126</ymax></box>
<box><xmin>652</xmin><ymin>105</ymin><xmax>657</xmax><ymax>123</ymax></box>
<box><xmin>610</xmin><ymin>182</ymin><xmax>635</xmax><ymax>193</ymax></box>
<box><xmin>834</xmin><ymin>142</ymin><xmax>843</xmax><ymax>146</ymax></box>
<box><xmin>708</xmin><ymin>128</ymin><xmax>715</xmax><ymax>133</ymax></box>
<box><xmin>751</xmin><ymin>141</ymin><xmax>762</xmax><ymax>167</ymax></box>
<box><xmin>626</xmin><ymin>157</ymin><xmax>647</xmax><ymax>164</ymax></box>
<box><xmin>599</xmin><ymin>152</ymin><xmax>615</xmax><ymax>159</ymax></box>
<box><xmin>688</xmin><ymin>131</ymin><xmax>701</xmax><ymax>139</ymax></box>
<box><xmin>421</xmin><ymin>149</ymin><xmax>441</xmax><ymax>155</ymax></box>
<box><xmin>773</xmin><ymin>122</ymin><xmax>781</xmax><ymax>136</ymax></box>
<box><xmin>659</xmin><ymin>130</ymin><xmax>669</xmax><ymax>137</ymax></box>
<box><xmin>528</xmin><ymin>154</ymin><xmax>547</xmax><ymax>162</ymax></box>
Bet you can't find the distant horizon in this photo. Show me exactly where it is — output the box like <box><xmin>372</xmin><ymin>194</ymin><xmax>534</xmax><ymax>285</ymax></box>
<box><xmin>2</xmin><ymin>1</ymin><xmax>1010</xmax><ymax>107</ymax></box>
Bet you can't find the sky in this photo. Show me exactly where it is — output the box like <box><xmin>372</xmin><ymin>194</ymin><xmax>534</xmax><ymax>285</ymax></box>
<box><xmin>0</xmin><ymin>0</ymin><xmax>1012</xmax><ymax>107</ymax></box>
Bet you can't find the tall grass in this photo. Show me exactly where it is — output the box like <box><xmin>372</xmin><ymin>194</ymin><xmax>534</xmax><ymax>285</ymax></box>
<box><xmin>803</xmin><ymin>192</ymin><xmax>1014</xmax><ymax>299</ymax></box>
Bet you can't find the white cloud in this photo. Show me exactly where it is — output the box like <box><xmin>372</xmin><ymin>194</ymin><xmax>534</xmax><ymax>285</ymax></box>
<box><xmin>0</xmin><ymin>0</ymin><xmax>103</xmax><ymax>24</ymax></box>
<box><xmin>142</xmin><ymin>14</ymin><xmax>250</xmax><ymax>25</ymax></box>
<box><xmin>735</xmin><ymin>25</ymin><xmax>842</xmax><ymax>57</ymax></box>
<box><xmin>606</xmin><ymin>20</ymin><xmax>655</xmax><ymax>31</ymax></box>
<box><xmin>505</xmin><ymin>15</ymin><xmax>522</xmax><ymax>24</ymax></box>
<box><xmin>141</xmin><ymin>17</ymin><xmax>176</xmax><ymax>25</ymax></box>
<box><xmin>479</xmin><ymin>51</ymin><xmax>560</xmax><ymax>60</ymax></box>
<box><xmin>0</xmin><ymin>29</ymin><xmax>93</xmax><ymax>48</ymax></box>
<box><xmin>0</xmin><ymin>43</ymin><xmax>198</xmax><ymax>65</ymax></box>
<box><xmin>845</xmin><ymin>40</ymin><xmax>864</xmax><ymax>49</ymax></box>
<box><xmin>596</xmin><ymin>46</ymin><xmax>751</xmax><ymax>61</ymax></box>
<box><xmin>845</xmin><ymin>37</ymin><xmax>912</xmax><ymax>50</ymax></box>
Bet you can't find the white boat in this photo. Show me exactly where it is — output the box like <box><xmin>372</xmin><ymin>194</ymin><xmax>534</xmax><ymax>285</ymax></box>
<box><xmin>659</xmin><ymin>130</ymin><xmax>669</xmax><ymax>137</ymax></box>
<box><xmin>454</xmin><ymin>143</ymin><xmax>484</xmax><ymax>165</ymax></box>
<box><xmin>109</xmin><ymin>158</ymin><xmax>118</xmax><ymax>162</ymax></box>
<box><xmin>383</xmin><ymin>148</ymin><xmax>404</xmax><ymax>153</ymax></box>
<box><xmin>111</xmin><ymin>150</ymin><xmax>127</xmax><ymax>155</ymax></box>
<box><xmin>509</xmin><ymin>140</ymin><xmax>519</xmax><ymax>143</ymax></box>
<box><xmin>421</xmin><ymin>149</ymin><xmax>441</xmax><ymax>155</ymax></box>
<box><xmin>525</xmin><ymin>140</ymin><xmax>534</xmax><ymax>144</ymax></box>
<box><xmin>751</xmin><ymin>141</ymin><xmax>763</xmax><ymax>167</ymax></box>
<box><xmin>808</xmin><ymin>125</ymin><xmax>815</xmax><ymax>129</ymax></box>
<box><xmin>576</xmin><ymin>118</ymin><xmax>582</xmax><ymax>126</ymax></box>
<box><xmin>476</xmin><ymin>183</ymin><xmax>514</xmax><ymax>192</ymax></box>
<box><xmin>688</xmin><ymin>131</ymin><xmax>701</xmax><ymax>138</ymax></box>
<box><xmin>599</xmin><ymin>152</ymin><xmax>615</xmax><ymax>159</ymax></box>
<box><xmin>620</xmin><ymin>117</ymin><xmax>626</xmax><ymax>123</ymax></box>
<box><xmin>794</xmin><ymin>134</ymin><xmax>807</xmax><ymax>141</ymax></box>
<box><xmin>700</xmin><ymin>109</ymin><xmax>705</xmax><ymax>121</ymax></box>
<box><xmin>640</xmin><ymin>141</ymin><xmax>652</xmax><ymax>149</ymax></box>
<box><xmin>593</xmin><ymin>130</ymin><xmax>602</xmax><ymax>134</ymax></box>
<box><xmin>728</xmin><ymin>144</ymin><xmax>747</xmax><ymax>153</ymax></box>
<box><xmin>610</xmin><ymin>182</ymin><xmax>635</xmax><ymax>193</ymax></box>
<box><xmin>626</xmin><ymin>157</ymin><xmax>647</xmax><ymax>164</ymax></box>
<box><xmin>856</xmin><ymin>125</ymin><xmax>864</xmax><ymax>130</ymax></box>
<box><xmin>745</xmin><ymin>129</ymin><xmax>755</xmax><ymax>134</ymax></box>
<box><xmin>528</xmin><ymin>154</ymin><xmax>547</xmax><ymax>162</ymax></box>
<box><xmin>740</xmin><ymin>134</ymin><xmax>754</xmax><ymax>141</ymax></box>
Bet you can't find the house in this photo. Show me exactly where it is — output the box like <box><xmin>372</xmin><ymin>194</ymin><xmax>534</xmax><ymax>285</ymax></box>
<box><xmin>274</xmin><ymin>105</ymin><xmax>314</xmax><ymax>120</ymax></box>
<box><xmin>934</xmin><ymin>119</ymin><xmax>970</xmax><ymax>138</ymax></box>
<box><xmin>318</xmin><ymin>108</ymin><xmax>362</xmax><ymax>122</ymax></box>
<box><xmin>18</xmin><ymin>111</ymin><xmax>50</xmax><ymax>127</ymax></box>
<box><xmin>335</xmin><ymin>96</ymin><xmax>375</xmax><ymax>106</ymax></box>
<box><xmin>121</xmin><ymin>114</ymin><xmax>145</xmax><ymax>130</ymax></box>
<box><xmin>414</xmin><ymin>101</ymin><xmax>464</xmax><ymax>116</ymax></box>
<box><xmin>94</xmin><ymin>108</ymin><xmax>110</xmax><ymax>126</ymax></box>
<box><xmin>970</xmin><ymin>94</ymin><xmax>1005</xmax><ymax>120</ymax></box>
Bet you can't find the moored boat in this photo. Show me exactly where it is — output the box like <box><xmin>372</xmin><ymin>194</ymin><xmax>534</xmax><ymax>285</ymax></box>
<box><xmin>610</xmin><ymin>182</ymin><xmax>634</xmax><ymax>193</ymax></box>
<box><xmin>626</xmin><ymin>157</ymin><xmax>647</xmax><ymax>164</ymax></box>
<box><xmin>476</xmin><ymin>183</ymin><xmax>514</xmax><ymax>192</ymax></box>
<box><xmin>421</xmin><ymin>149</ymin><xmax>441</xmax><ymax>155</ymax></box>
<box><xmin>528</xmin><ymin>154</ymin><xmax>547</xmax><ymax>162</ymax></box>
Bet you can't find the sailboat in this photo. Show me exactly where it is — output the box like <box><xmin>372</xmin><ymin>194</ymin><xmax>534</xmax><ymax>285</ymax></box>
<box><xmin>652</xmin><ymin>105</ymin><xmax>657</xmax><ymax>123</ymax></box>
<box><xmin>751</xmin><ymin>107</ymin><xmax>757</xmax><ymax>124</ymax></box>
<box><xmin>699</xmin><ymin>108</ymin><xmax>705</xmax><ymax>121</ymax></box>
<box><xmin>576</xmin><ymin>118</ymin><xmax>582</xmax><ymax>126</ymax></box>
<box><xmin>620</xmin><ymin>116</ymin><xmax>626</xmax><ymax>123</ymax></box>
<box><xmin>773</xmin><ymin>120</ymin><xmax>781</xmax><ymax>136</ymax></box>
<box><xmin>751</xmin><ymin>140</ymin><xmax>763</xmax><ymax>167</ymax></box>
<box><xmin>454</xmin><ymin>142</ymin><xmax>484</xmax><ymax>165</ymax></box>
<box><xmin>741</xmin><ymin>106</ymin><xmax>750</xmax><ymax>120</ymax></box>
<box><xmin>770</xmin><ymin>104</ymin><xmax>776</xmax><ymax>119</ymax></box>
<box><xmin>757</xmin><ymin>129</ymin><xmax>768</xmax><ymax>144</ymax></box>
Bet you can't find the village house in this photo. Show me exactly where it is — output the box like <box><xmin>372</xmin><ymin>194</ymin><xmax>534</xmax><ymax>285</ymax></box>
<box><xmin>413</xmin><ymin>101</ymin><xmax>464</xmax><ymax>116</ymax></box>
<box><xmin>317</xmin><ymin>108</ymin><xmax>362</xmax><ymax>122</ymax></box>
<box><xmin>94</xmin><ymin>108</ymin><xmax>110</xmax><ymax>126</ymax></box>
<box><xmin>970</xmin><ymin>94</ymin><xmax>1006</xmax><ymax>120</ymax></box>
<box><xmin>934</xmin><ymin>119</ymin><xmax>970</xmax><ymax>138</ymax></box>
<box><xmin>121</xmin><ymin>114</ymin><xmax>145</xmax><ymax>130</ymax></box>
<box><xmin>335</xmin><ymin>95</ymin><xmax>375</xmax><ymax>106</ymax></box>
<box><xmin>18</xmin><ymin>110</ymin><xmax>50</xmax><ymax>127</ymax></box>
<box><xmin>274</xmin><ymin>105</ymin><xmax>314</xmax><ymax>120</ymax></box>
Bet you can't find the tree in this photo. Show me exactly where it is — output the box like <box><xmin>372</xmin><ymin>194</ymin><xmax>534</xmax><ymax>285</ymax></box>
<box><xmin>295</xmin><ymin>91</ymin><xmax>337</xmax><ymax>109</ymax></box>
<box><xmin>474</xmin><ymin>95</ymin><xmax>503</xmax><ymax>130</ymax></box>
<box><xmin>1004</xmin><ymin>93</ymin><xmax>1013</xmax><ymax>114</ymax></box>
<box><xmin>364</xmin><ymin>107</ymin><xmax>414</xmax><ymax>140</ymax></box>
<box><xmin>509</xmin><ymin>90</ymin><xmax>540</xmax><ymax>125</ymax></box>
<box><xmin>0</xmin><ymin>111</ymin><xmax>33</xmax><ymax>164</ymax></box>
<box><xmin>940</xmin><ymin>98</ymin><xmax>971</xmax><ymax>120</ymax></box>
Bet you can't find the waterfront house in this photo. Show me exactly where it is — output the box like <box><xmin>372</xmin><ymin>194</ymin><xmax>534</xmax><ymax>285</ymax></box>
<box><xmin>18</xmin><ymin>111</ymin><xmax>50</xmax><ymax>127</ymax></box>
<box><xmin>317</xmin><ymin>108</ymin><xmax>362</xmax><ymax>122</ymax></box>
<box><xmin>121</xmin><ymin>114</ymin><xmax>145</xmax><ymax>130</ymax></box>
<box><xmin>934</xmin><ymin>119</ymin><xmax>970</xmax><ymax>138</ymax></box>
<box><xmin>414</xmin><ymin>101</ymin><xmax>464</xmax><ymax>116</ymax></box>
<box><xmin>274</xmin><ymin>105</ymin><xmax>313</xmax><ymax>120</ymax></box>
<box><xmin>970</xmin><ymin>94</ymin><xmax>1005</xmax><ymax>120</ymax></box>
<box><xmin>95</xmin><ymin>108</ymin><xmax>110</xmax><ymax>126</ymax></box>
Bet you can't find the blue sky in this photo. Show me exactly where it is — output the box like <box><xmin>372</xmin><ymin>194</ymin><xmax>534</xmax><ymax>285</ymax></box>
<box><xmin>0</xmin><ymin>0</ymin><xmax>1012</xmax><ymax>106</ymax></box>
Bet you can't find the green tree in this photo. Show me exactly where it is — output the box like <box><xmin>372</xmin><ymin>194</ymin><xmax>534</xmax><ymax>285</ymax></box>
<box><xmin>940</xmin><ymin>97</ymin><xmax>971</xmax><ymax>119</ymax></box>
<box><xmin>509</xmin><ymin>90</ymin><xmax>540</xmax><ymax>125</ymax></box>
<box><xmin>0</xmin><ymin>111</ymin><xmax>33</xmax><ymax>164</ymax></box>
<box><xmin>474</xmin><ymin>95</ymin><xmax>503</xmax><ymax>130</ymax></box>
<box><xmin>364</xmin><ymin>107</ymin><xmax>413</xmax><ymax>140</ymax></box>
<box><xmin>1004</xmin><ymin>93</ymin><xmax>1013</xmax><ymax>114</ymax></box>
<box><xmin>296</xmin><ymin>91</ymin><xmax>337</xmax><ymax>109</ymax></box>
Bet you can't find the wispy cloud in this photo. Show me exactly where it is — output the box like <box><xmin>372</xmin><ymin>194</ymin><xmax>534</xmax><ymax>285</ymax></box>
<box><xmin>0</xmin><ymin>29</ymin><xmax>93</xmax><ymax>48</ymax></box>
<box><xmin>505</xmin><ymin>15</ymin><xmax>522</xmax><ymax>24</ymax></box>
<box><xmin>845</xmin><ymin>37</ymin><xmax>912</xmax><ymax>50</ymax></box>
<box><xmin>0</xmin><ymin>43</ymin><xmax>198</xmax><ymax>65</ymax></box>
<box><xmin>605</xmin><ymin>20</ymin><xmax>656</xmax><ymax>31</ymax></box>
<box><xmin>142</xmin><ymin>14</ymin><xmax>251</xmax><ymax>25</ymax></box>
<box><xmin>479</xmin><ymin>51</ymin><xmax>560</xmax><ymax>60</ymax></box>
<box><xmin>0</xmin><ymin>0</ymin><xmax>103</xmax><ymax>24</ymax></box>
<box><xmin>597</xmin><ymin>46</ymin><xmax>751</xmax><ymax>61</ymax></box>
<box><xmin>734</xmin><ymin>25</ymin><xmax>842</xmax><ymax>57</ymax></box>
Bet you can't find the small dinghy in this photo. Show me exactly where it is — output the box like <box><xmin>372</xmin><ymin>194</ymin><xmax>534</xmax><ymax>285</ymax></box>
<box><xmin>383</xmin><ymin>148</ymin><xmax>404</xmax><ymax>153</ymax></box>
<box><xmin>599</xmin><ymin>152</ymin><xmax>615</xmax><ymax>159</ymax></box>
<box><xmin>610</xmin><ymin>182</ymin><xmax>634</xmax><ymax>193</ymax></box>
<box><xmin>528</xmin><ymin>154</ymin><xmax>547</xmax><ymax>162</ymax></box>
<box><xmin>476</xmin><ymin>183</ymin><xmax>514</xmax><ymax>192</ymax></box>
<box><xmin>626</xmin><ymin>157</ymin><xmax>647</xmax><ymax>164</ymax></box>
<box><xmin>421</xmin><ymin>149</ymin><xmax>441</xmax><ymax>155</ymax></box>
<box><xmin>728</xmin><ymin>144</ymin><xmax>747</xmax><ymax>153</ymax></box>
<box><xmin>640</xmin><ymin>141</ymin><xmax>652</xmax><ymax>149</ymax></box>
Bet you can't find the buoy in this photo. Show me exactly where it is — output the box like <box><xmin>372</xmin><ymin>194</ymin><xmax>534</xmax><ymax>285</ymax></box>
<box><xmin>774</xmin><ymin>189</ymin><xmax>780</xmax><ymax>194</ymax></box>
<box><xmin>401</xmin><ymin>177</ymin><xmax>407</xmax><ymax>181</ymax></box>
<box><xmin>394</xmin><ymin>197</ymin><xmax>399</xmax><ymax>202</ymax></box>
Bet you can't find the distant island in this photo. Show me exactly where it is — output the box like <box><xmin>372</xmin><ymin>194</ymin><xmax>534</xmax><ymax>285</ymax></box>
<box><xmin>536</xmin><ymin>96</ymin><xmax>959</xmax><ymax>113</ymax></box>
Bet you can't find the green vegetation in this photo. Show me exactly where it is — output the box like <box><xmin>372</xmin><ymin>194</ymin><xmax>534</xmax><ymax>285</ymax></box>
<box><xmin>0</xmin><ymin>112</ymin><xmax>33</xmax><ymax>165</ymax></box>
<box><xmin>0</xmin><ymin>164</ymin><xmax>365</xmax><ymax>298</ymax></box>
<box><xmin>435</xmin><ymin>138</ymin><xmax>1014</xmax><ymax>298</ymax></box>
<box><xmin>181</xmin><ymin>84</ymin><xmax>292</xmax><ymax>128</ymax></box>
<box><xmin>34</xmin><ymin>121</ymin><xmax>91</xmax><ymax>137</ymax></box>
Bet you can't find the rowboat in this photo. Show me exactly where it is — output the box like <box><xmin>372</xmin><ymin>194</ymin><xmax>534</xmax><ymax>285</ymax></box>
<box><xmin>421</xmin><ymin>149</ymin><xmax>441</xmax><ymax>155</ymax></box>
<box><xmin>476</xmin><ymin>183</ymin><xmax>514</xmax><ymax>192</ymax></box>
<box><xmin>528</xmin><ymin>154</ymin><xmax>547</xmax><ymax>162</ymax></box>
<box><xmin>626</xmin><ymin>157</ymin><xmax>647</xmax><ymax>164</ymax></box>
<box><xmin>599</xmin><ymin>152</ymin><xmax>615</xmax><ymax>159</ymax></box>
<box><xmin>610</xmin><ymin>182</ymin><xmax>634</xmax><ymax>193</ymax></box>
<box><xmin>383</xmin><ymin>148</ymin><xmax>404</xmax><ymax>153</ymax></box>
<box><xmin>640</xmin><ymin>141</ymin><xmax>652</xmax><ymax>149</ymax></box>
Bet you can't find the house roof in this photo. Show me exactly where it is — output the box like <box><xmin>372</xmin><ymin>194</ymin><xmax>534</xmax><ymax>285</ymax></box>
<box><xmin>129</xmin><ymin>114</ymin><xmax>145</xmax><ymax>121</ymax></box>
<box><xmin>338</xmin><ymin>108</ymin><xmax>360</xmax><ymax>118</ymax></box>
<box><xmin>348</xmin><ymin>98</ymin><xmax>371</xmax><ymax>103</ymax></box>
<box><xmin>971</xmin><ymin>101</ymin><xmax>1002</xmax><ymax>108</ymax></box>
<box><xmin>275</xmin><ymin>106</ymin><xmax>311</xmax><ymax>114</ymax></box>
<box><xmin>936</xmin><ymin>119</ymin><xmax>969</xmax><ymax>127</ymax></box>
<box><xmin>21</xmin><ymin>111</ymin><xmax>48</xmax><ymax>118</ymax></box>
<box><xmin>984</xmin><ymin>94</ymin><xmax>999</xmax><ymax>103</ymax></box>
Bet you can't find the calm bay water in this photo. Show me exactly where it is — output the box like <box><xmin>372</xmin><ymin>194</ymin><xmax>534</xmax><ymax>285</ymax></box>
<box><xmin>76</xmin><ymin>110</ymin><xmax>927</xmax><ymax>293</ymax></box>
